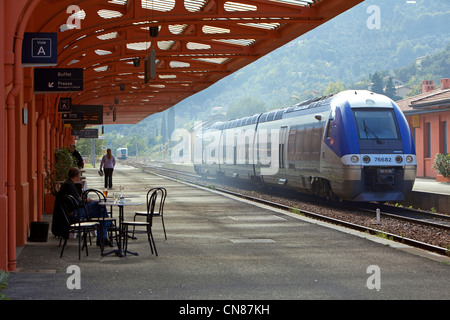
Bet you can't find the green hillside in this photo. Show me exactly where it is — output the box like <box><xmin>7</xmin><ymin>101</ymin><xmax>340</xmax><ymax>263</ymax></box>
<box><xmin>91</xmin><ymin>0</ymin><xmax>450</xmax><ymax>157</ymax></box>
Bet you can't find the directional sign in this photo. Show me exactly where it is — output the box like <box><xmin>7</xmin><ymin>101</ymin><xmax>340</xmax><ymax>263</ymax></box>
<box><xmin>22</xmin><ymin>33</ymin><xmax>58</xmax><ymax>67</ymax></box>
<box><xmin>58</xmin><ymin>97</ymin><xmax>72</xmax><ymax>113</ymax></box>
<box><xmin>63</xmin><ymin>105</ymin><xmax>103</xmax><ymax>125</ymax></box>
<box><xmin>34</xmin><ymin>68</ymin><xmax>83</xmax><ymax>93</ymax></box>
<box><xmin>78</xmin><ymin>129</ymin><xmax>99</xmax><ymax>139</ymax></box>
<box><xmin>62</xmin><ymin>112</ymin><xmax>84</xmax><ymax>120</ymax></box>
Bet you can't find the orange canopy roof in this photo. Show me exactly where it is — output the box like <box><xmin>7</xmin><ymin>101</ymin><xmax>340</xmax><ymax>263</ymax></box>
<box><xmin>28</xmin><ymin>0</ymin><xmax>363</xmax><ymax>124</ymax></box>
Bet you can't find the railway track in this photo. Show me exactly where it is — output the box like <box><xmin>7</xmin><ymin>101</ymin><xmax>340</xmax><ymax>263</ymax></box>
<box><xmin>127</xmin><ymin>159</ymin><xmax>450</xmax><ymax>257</ymax></box>
<box><xmin>357</xmin><ymin>202</ymin><xmax>450</xmax><ymax>231</ymax></box>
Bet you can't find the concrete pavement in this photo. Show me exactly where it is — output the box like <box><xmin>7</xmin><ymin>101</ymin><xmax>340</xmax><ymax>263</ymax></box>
<box><xmin>3</xmin><ymin>164</ymin><xmax>449</xmax><ymax>301</ymax></box>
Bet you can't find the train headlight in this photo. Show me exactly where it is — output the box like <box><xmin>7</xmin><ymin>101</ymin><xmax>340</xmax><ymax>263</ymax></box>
<box><xmin>406</xmin><ymin>155</ymin><xmax>413</xmax><ymax>163</ymax></box>
<box><xmin>362</xmin><ymin>155</ymin><xmax>371</xmax><ymax>163</ymax></box>
<box><xmin>395</xmin><ymin>156</ymin><xmax>403</xmax><ymax>163</ymax></box>
<box><xmin>351</xmin><ymin>155</ymin><xmax>359</xmax><ymax>163</ymax></box>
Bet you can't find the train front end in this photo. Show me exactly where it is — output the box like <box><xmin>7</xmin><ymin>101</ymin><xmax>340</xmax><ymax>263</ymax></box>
<box><xmin>328</xmin><ymin>91</ymin><xmax>416</xmax><ymax>202</ymax></box>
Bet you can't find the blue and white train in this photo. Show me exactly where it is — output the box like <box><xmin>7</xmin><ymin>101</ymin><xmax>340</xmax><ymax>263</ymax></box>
<box><xmin>116</xmin><ymin>147</ymin><xmax>128</xmax><ymax>160</ymax></box>
<box><xmin>193</xmin><ymin>90</ymin><xmax>417</xmax><ymax>202</ymax></box>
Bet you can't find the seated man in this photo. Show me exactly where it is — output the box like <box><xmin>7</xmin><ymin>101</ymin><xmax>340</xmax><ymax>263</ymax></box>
<box><xmin>52</xmin><ymin>167</ymin><xmax>110</xmax><ymax>245</ymax></box>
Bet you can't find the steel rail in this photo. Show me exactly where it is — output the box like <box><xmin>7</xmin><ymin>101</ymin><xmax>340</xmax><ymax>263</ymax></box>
<box><xmin>357</xmin><ymin>206</ymin><xmax>450</xmax><ymax>231</ymax></box>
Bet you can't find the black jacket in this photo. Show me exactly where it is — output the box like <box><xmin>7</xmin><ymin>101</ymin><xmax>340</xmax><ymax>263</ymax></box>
<box><xmin>51</xmin><ymin>179</ymin><xmax>82</xmax><ymax>239</ymax></box>
<box><xmin>71</xmin><ymin>150</ymin><xmax>84</xmax><ymax>168</ymax></box>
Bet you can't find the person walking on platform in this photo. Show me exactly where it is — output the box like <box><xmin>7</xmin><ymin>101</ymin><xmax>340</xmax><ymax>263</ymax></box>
<box><xmin>100</xmin><ymin>148</ymin><xmax>116</xmax><ymax>189</ymax></box>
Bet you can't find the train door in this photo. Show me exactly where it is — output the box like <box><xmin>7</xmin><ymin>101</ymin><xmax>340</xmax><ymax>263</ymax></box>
<box><xmin>217</xmin><ymin>129</ymin><xmax>224</xmax><ymax>174</ymax></box>
<box><xmin>287</xmin><ymin>126</ymin><xmax>302</xmax><ymax>189</ymax></box>
<box><xmin>232</xmin><ymin>134</ymin><xmax>238</xmax><ymax>176</ymax></box>
<box><xmin>278</xmin><ymin>126</ymin><xmax>288</xmax><ymax>184</ymax></box>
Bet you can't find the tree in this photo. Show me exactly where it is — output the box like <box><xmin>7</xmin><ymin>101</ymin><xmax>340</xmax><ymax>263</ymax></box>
<box><xmin>99</xmin><ymin>1</ymin><xmax>450</xmax><ymax>153</ymax></box>
<box><xmin>76</xmin><ymin>130</ymin><xmax>107</xmax><ymax>157</ymax></box>
<box><xmin>128</xmin><ymin>135</ymin><xmax>146</xmax><ymax>157</ymax></box>
<box><xmin>370</xmin><ymin>72</ymin><xmax>384</xmax><ymax>94</ymax></box>
<box><xmin>323</xmin><ymin>81</ymin><xmax>345</xmax><ymax>96</ymax></box>
<box><xmin>384</xmin><ymin>76</ymin><xmax>397</xmax><ymax>99</ymax></box>
<box><xmin>226</xmin><ymin>97</ymin><xmax>267</xmax><ymax>120</ymax></box>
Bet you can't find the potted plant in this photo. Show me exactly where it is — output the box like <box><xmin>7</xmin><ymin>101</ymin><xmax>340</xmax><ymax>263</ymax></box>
<box><xmin>44</xmin><ymin>147</ymin><xmax>77</xmax><ymax>214</ymax></box>
<box><xmin>433</xmin><ymin>153</ymin><xmax>450</xmax><ymax>182</ymax></box>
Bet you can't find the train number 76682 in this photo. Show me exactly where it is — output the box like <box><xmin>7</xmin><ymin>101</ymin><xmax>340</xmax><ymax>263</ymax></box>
<box><xmin>374</xmin><ymin>157</ymin><xmax>392</xmax><ymax>163</ymax></box>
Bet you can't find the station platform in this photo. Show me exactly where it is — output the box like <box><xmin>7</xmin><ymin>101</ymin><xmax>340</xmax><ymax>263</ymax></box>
<box><xmin>413</xmin><ymin>177</ymin><xmax>450</xmax><ymax>195</ymax></box>
<box><xmin>406</xmin><ymin>178</ymin><xmax>450</xmax><ymax>213</ymax></box>
<box><xmin>3</xmin><ymin>164</ymin><xmax>449</xmax><ymax>301</ymax></box>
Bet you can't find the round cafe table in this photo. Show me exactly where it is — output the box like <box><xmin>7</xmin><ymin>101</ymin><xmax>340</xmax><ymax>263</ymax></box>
<box><xmin>98</xmin><ymin>200</ymin><xmax>143</xmax><ymax>257</ymax></box>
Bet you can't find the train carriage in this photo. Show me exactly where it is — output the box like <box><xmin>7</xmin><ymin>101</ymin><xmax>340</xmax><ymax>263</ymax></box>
<box><xmin>116</xmin><ymin>147</ymin><xmax>128</xmax><ymax>160</ymax></box>
<box><xmin>194</xmin><ymin>90</ymin><xmax>417</xmax><ymax>202</ymax></box>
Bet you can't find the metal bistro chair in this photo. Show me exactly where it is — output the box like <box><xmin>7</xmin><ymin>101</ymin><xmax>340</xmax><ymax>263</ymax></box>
<box><xmin>122</xmin><ymin>188</ymin><xmax>159</xmax><ymax>256</ymax></box>
<box><xmin>59</xmin><ymin>195</ymin><xmax>99</xmax><ymax>260</ymax></box>
<box><xmin>133</xmin><ymin>187</ymin><xmax>167</xmax><ymax>240</ymax></box>
<box><xmin>82</xmin><ymin>189</ymin><xmax>118</xmax><ymax>254</ymax></box>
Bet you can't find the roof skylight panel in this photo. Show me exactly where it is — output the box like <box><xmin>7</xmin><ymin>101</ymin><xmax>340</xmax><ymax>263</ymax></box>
<box><xmin>184</xmin><ymin>0</ymin><xmax>207</xmax><ymax>12</ymax></box>
<box><xmin>157</xmin><ymin>40</ymin><xmax>175</xmax><ymax>50</ymax></box>
<box><xmin>95</xmin><ymin>49</ymin><xmax>112</xmax><ymax>55</ymax></box>
<box><xmin>108</xmin><ymin>0</ymin><xmax>127</xmax><ymax>5</ymax></box>
<box><xmin>169</xmin><ymin>24</ymin><xmax>188</xmax><ymax>35</ymax></box>
<box><xmin>267</xmin><ymin>0</ymin><xmax>313</xmax><ymax>7</ymax></box>
<box><xmin>126</xmin><ymin>41</ymin><xmax>152</xmax><ymax>51</ymax></box>
<box><xmin>94</xmin><ymin>66</ymin><xmax>109</xmax><ymax>72</ymax></box>
<box><xmin>97</xmin><ymin>32</ymin><xmax>119</xmax><ymax>40</ymax></box>
<box><xmin>224</xmin><ymin>2</ymin><xmax>257</xmax><ymax>11</ymax></box>
<box><xmin>238</xmin><ymin>22</ymin><xmax>280</xmax><ymax>30</ymax></box>
<box><xmin>97</xmin><ymin>9</ymin><xmax>123</xmax><ymax>19</ymax></box>
<box><xmin>213</xmin><ymin>39</ymin><xmax>255</xmax><ymax>46</ymax></box>
<box><xmin>67</xmin><ymin>59</ymin><xmax>80</xmax><ymax>66</ymax></box>
<box><xmin>159</xmin><ymin>75</ymin><xmax>177</xmax><ymax>79</ymax></box>
<box><xmin>193</xmin><ymin>57</ymin><xmax>229</xmax><ymax>64</ymax></box>
<box><xmin>202</xmin><ymin>26</ymin><xmax>231</xmax><ymax>34</ymax></box>
<box><xmin>187</xmin><ymin>42</ymin><xmax>211</xmax><ymax>50</ymax></box>
<box><xmin>170</xmin><ymin>61</ymin><xmax>190</xmax><ymax>68</ymax></box>
<box><xmin>142</xmin><ymin>0</ymin><xmax>175</xmax><ymax>12</ymax></box>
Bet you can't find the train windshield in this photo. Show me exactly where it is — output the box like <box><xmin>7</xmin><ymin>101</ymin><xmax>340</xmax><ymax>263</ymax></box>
<box><xmin>353</xmin><ymin>109</ymin><xmax>399</xmax><ymax>141</ymax></box>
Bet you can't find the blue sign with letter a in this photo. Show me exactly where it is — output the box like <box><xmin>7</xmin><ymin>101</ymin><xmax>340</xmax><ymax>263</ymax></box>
<box><xmin>22</xmin><ymin>33</ymin><xmax>57</xmax><ymax>67</ymax></box>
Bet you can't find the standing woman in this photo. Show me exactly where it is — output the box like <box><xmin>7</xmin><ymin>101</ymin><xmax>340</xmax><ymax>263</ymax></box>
<box><xmin>100</xmin><ymin>149</ymin><xmax>116</xmax><ymax>189</ymax></box>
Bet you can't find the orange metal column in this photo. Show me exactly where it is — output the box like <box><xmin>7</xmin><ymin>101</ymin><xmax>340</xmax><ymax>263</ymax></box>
<box><xmin>15</xmin><ymin>67</ymin><xmax>37</xmax><ymax>242</ymax></box>
<box><xmin>4</xmin><ymin>3</ymin><xmax>22</xmax><ymax>272</ymax></box>
<box><xmin>43</xmin><ymin>97</ymin><xmax>55</xmax><ymax>215</ymax></box>
<box><xmin>36</xmin><ymin>95</ymin><xmax>46</xmax><ymax>220</ymax></box>
<box><xmin>0</xmin><ymin>0</ymin><xmax>8</xmax><ymax>271</ymax></box>
<box><xmin>44</xmin><ymin>101</ymin><xmax>51</xmax><ymax>167</ymax></box>
<box><xmin>14</xmin><ymin>79</ymin><xmax>29</xmax><ymax>247</ymax></box>
<box><xmin>3</xmin><ymin>0</ymin><xmax>41</xmax><ymax>271</ymax></box>
<box><xmin>50</xmin><ymin>110</ymin><xmax>57</xmax><ymax>158</ymax></box>
<box><xmin>25</xmin><ymin>69</ymin><xmax>39</xmax><ymax>223</ymax></box>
